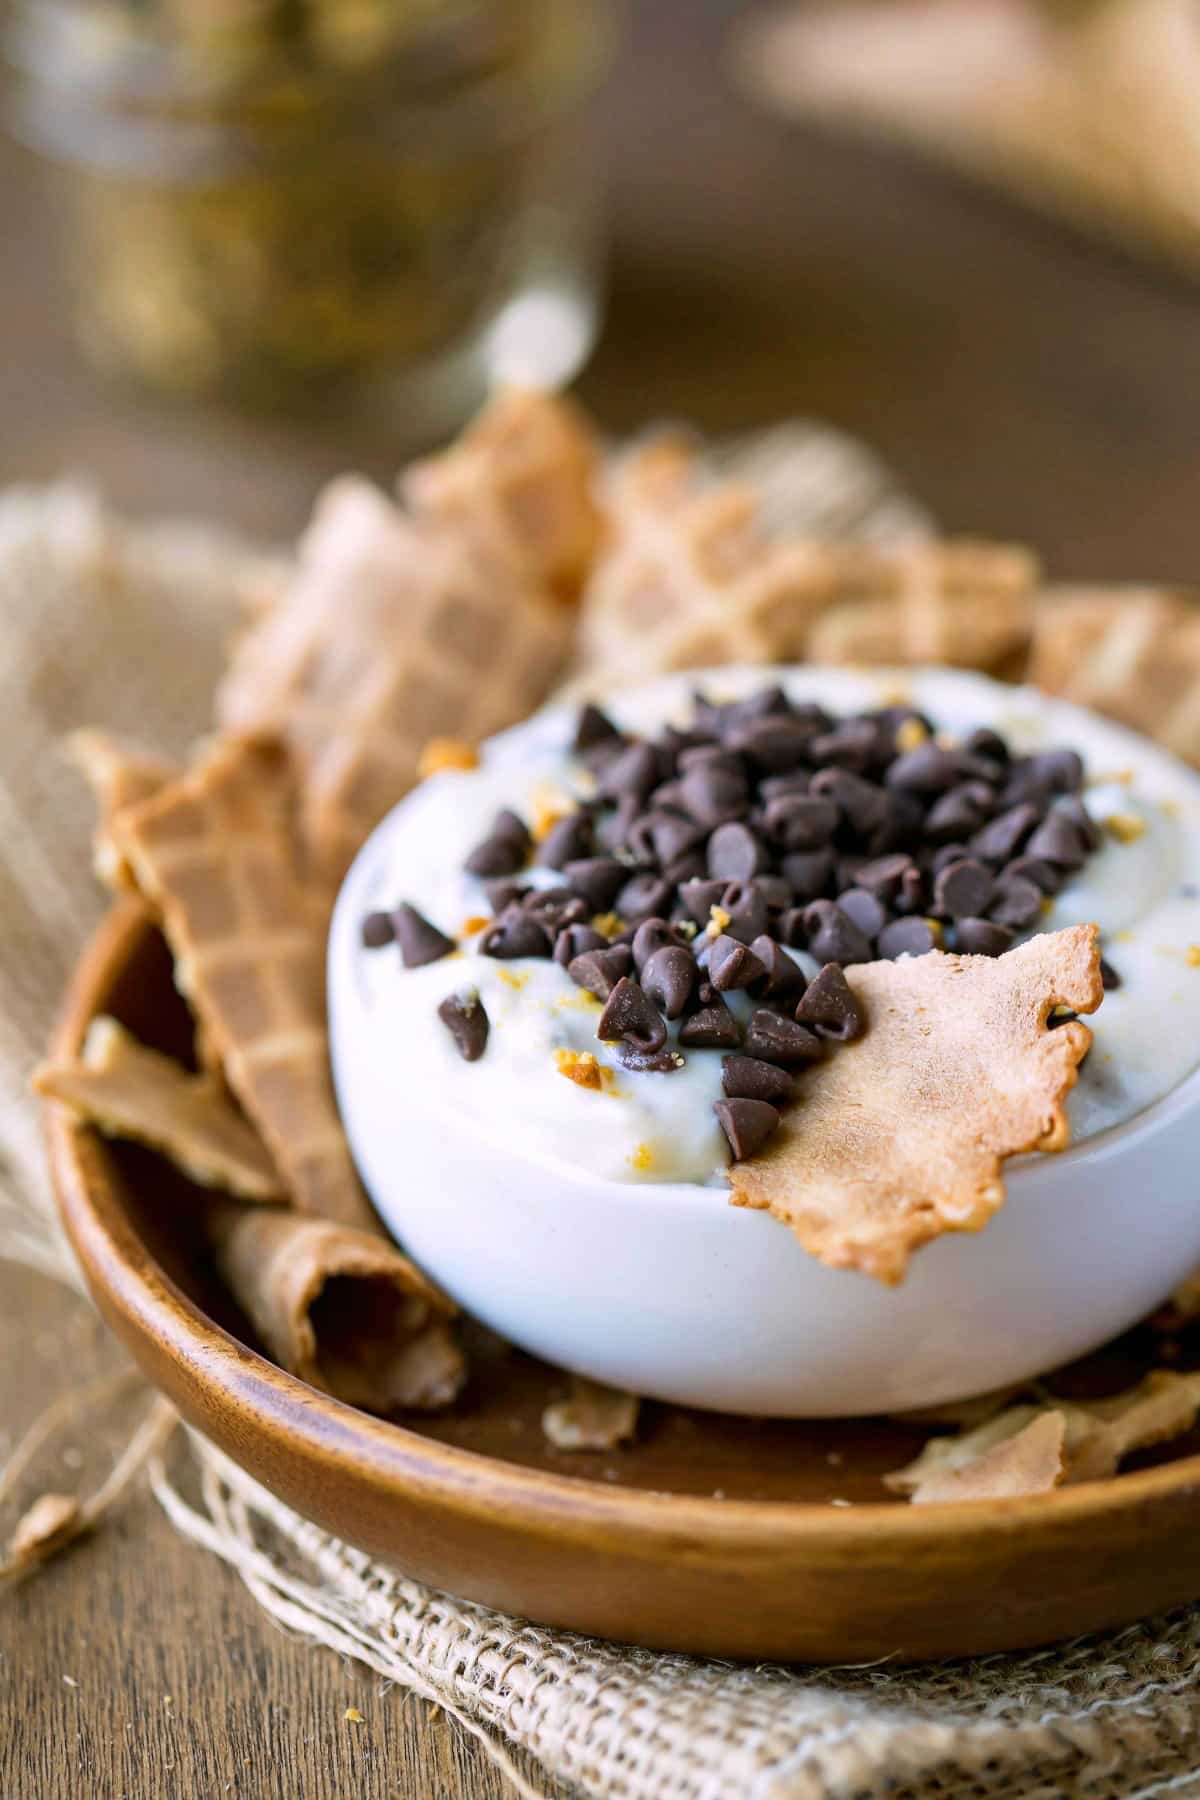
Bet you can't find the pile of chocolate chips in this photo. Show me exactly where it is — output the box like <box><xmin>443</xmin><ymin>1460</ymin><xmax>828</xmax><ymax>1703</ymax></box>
<box><xmin>363</xmin><ymin>686</ymin><xmax>1110</xmax><ymax>1162</ymax></box>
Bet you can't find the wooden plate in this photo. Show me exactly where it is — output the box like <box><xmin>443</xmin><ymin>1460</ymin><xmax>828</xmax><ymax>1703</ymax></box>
<box><xmin>45</xmin><ymin>902</ymin><xmax>1200</xmax><ymax>1662</ymax></box>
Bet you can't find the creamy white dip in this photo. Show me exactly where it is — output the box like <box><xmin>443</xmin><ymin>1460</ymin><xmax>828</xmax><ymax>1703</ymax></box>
<box><xmin>338</xmin><ymin>668</ymin><xmax>1200</xmax><ymax>1186</ymax></box>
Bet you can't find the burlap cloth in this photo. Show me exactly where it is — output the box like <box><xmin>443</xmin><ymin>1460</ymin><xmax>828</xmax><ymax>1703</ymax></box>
<box><xmin>4</xmin><ymin>451</ymin><xmax>1200</xmax><ymax>1800</ymax></box>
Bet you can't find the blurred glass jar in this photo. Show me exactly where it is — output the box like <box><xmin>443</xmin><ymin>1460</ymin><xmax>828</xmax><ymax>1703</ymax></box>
<box><xmin>4</xmin><ymin>0</ymin><xmax>613</xmax><ymax>424</ymax></box>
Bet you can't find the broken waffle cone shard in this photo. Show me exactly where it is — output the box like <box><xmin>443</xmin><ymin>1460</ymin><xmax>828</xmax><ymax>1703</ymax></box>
<box><xmin>542</xmin><ymin>1376</ymin><xmax>641</xmax><ymax>1451</ymax></box>
<box><xmin>577</xmin><ymin>431</ymin><xmax>1038</xmax><ymax>680</ymax></box>
<box><xmin>208</xmin><ymin>1205</ymin><xmax>465</xmax><ymax>1415</ymax></box>
<box><xmin>401</xmin><ymin>387</ymin><xmax>603</xmax><ymax>604</ymax></box>
<box><xmin>901</xmin><ymin>1411</ymin><xmax>1068</xmax><ymax>1505</ymax></box>
<box><xmin>1029</xmin><ymin>585</ymin><xmax>1200</xmax><ymax>767</ymax></box>
<box><xmin>729</xmin><ymin>923</ymin><xmax>1103</xmax><ymax>1285</ymax></box>
<box><xmin>66</xmin><ymin>729</ymin><xmax>182</xmax><ymax>892</ymax></box>
<box><xmin>107</xmin><ymin>736</ymin><xmax>374</xmax><ymax>1232</ymax></box>
<box><xmin>215</xmin><ymin>470</ymin><xmax>575</xmax><ymax>888</ymax></box>
<box><xmin>33</xmin><ymin>1016</ymin><xmax>283</xmax><ymax>1202</ymax></box>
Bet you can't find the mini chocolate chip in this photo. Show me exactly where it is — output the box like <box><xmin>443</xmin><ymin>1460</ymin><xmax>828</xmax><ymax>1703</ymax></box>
<box><xmin>929</xmin><ymin>842</ymin><xmax>969</xmax><ymax>878</ymax></box>
<box><xmin>616</xmin><ymin>871</ymin><xmax>674</xmax><ymax>922</ymax></box>
<box><xmin>775</xmin><ymin>907</ymin><xmax>808</xmax><ymax>948</ymax></box>
<box><xmin>1023</xmin><ymin>812</ymin><xmax>1088</xmax><ymax>870</ymax></box>
<box><xmin>809</xmin><ymin>768</ymin><xmax>891</xmax><ymax>837</ymax></box>
<box><xmin>484</xmin><ymin>877</ymin><xmax>530</xmax><ymax>912</ymax></box>
<box><xmin>1028</xmin><ymin>748</ymin><xmax>1084</xmax><ymax>794</ymax></box>
<box><xmin>663</xmin><ymin>848</ymin><xmax>709</xmax><ymax>887</ymax></box>
<box><xmin>748</xmin><ymin>936</ymin><xmax>808</xmax><ymax>1007</ymax></box>
<box><xmin>715</xmin><ymin>685</ymin><xmax>792</xmax><ymax>736</ymax></box>
<box><xmin>632</xmin><ymin>917</ymin><xmax>680</xmax><ymax>971</ymax></box>
<box><xmin>803</xmin><ymin>899</ymin><xmax>873</xmax><ymax>966</ymax></box>
<box><xmin>780</xmin><ymin>848</ymin><xmax>836</xmax><ymax>899</ymax></box>
<box><xmin>809</xmin><ymin>718</ymin><xmax>880</xmax><ymax>771</ymax></box>
<box><xmin>1058</xmin><ymin>794</ymin><xmax>1102</xmax><ymax>852</ymax></box>
<box><xmin>480</xmin><ymin>905</ymin><xmax>553</xmax><ymax>960</ymax></box>
<box><xmin>720</xmin><ymin>880</ymin><xmax>770</xmax><ymax>945</ymax></box>
<box><xmin>678</xmin><ymin>998</ymin><xmax>742</xmax><ymax>1049</ymax></box>
<box><xmin>885</xmin><ymin>742</ymin><xmax>965</xmax><ymax>794</ymax></box>
<box><xmin>999</xmin><ymin>760</ymin><xmax>1055</xmax><ymax>807</ymax></box>
<box><xmin>573</xmin><ymin>703</ymin><xmax>622</xmax><ymax>754</ymax></box>
<box><xmin>835</xmin><ymin>886</ymin><xmax>888</xmax><ymax>940</ymax></box>
<box><xmin>755</xmin><ymin>874</ymin><xmax>794</xmax><ymax>912</ymax></box>
<box><xmin>361</xmin><ymin>911</ymin><xmax>395</xmax><ymax>949</ymax></box>
<box><xmin>677</xmin><ymin>743</ymin><xmax>742</xmax><ymax>775</ymax></box>
<box><xmin>680</xmin><ymin>762</ymin><xmax>749</xmax><ymax>827</ymax></box>
<box><xmin>962</xmin><ymin>726</ymin><xmax>1009</xmax><ymax>762</ymax></box>
<box><xmin>598</xmin><ymin>741</ymin><xmax>661</xmax><ymax>803</ymax></box>
<box><xmin>765</xmin><ymin>795</ymin><xmax>840</xmax><ymax>851</ymax></box>
<box><xmin>464</xmin><ymin>834</ymin><xmax>526</xmax><ymax>877</ymax></box>
<box><xmin>988</xmin><ymin>874</ymin><xmax>1044</xmax><ymax>930</ymax></box>
<box><xmin>523</xmin><ymin>889</ymin><xmax>588</xmax><ymax>934</ymax></box>
<box><xmin>933</xmin><ymin>857</ymin><xmax>996</xmax><ymax>919</ymax></box>
<box><xmin>707</xmin><ymin>821</ymin><xmax>769</xmax><ymax>883</ymax></box>
<box><xmin>721</xmin><ymin>1054</ymin><xmax>794</xmax><ymax>1104</ymax></box>
<box><xmin>538</xmin><ymin>813</ymin><xmax>593</xmax><ymax>869</ymax></box>
<box><xmin>554</xmin><ymin>924</ymin><xmax>607</xmax><ymax>967</ymax></box>
<box><xmin>567</xmin><ymin>945</ymin><xmax>633</xmax><ymax>999</ymax></box>
<box><xmin>596</xmin><ymin>794</ymin><xmax>641</xmax><ymax>852</ymax></box>
<box><xmin>713</xmin><ymin>1097</ymin><xmax>781</xmax><ymax>1161</ymax></box>
<box><xmin>925</xmin><ymin>783</ymin><xmax>993</xmax><ymax>843</ymax></box>
<box><xmin>1005</xmin><ymin>855</ymin><xmax>1063</xmax><ymax>896</ymax></box>
<box><xmin>618</xmin><ymin>1043</ymin><xmax>685</xmax><ymax>1073</ymax></box>
<box><xmin>726</xmin><ymin>716</ymin><xmax>815</xmax><ymax>772</ymax></box>
<box><xmin>678</xmin><ymin>877</ymin><xmax>728</xmax><ymax>925</ymax></box>
<box><xmin>954</xmin><ymin>917</ymin><xmax>1014</xmax><ymax>956</ymax></box>
<box><xmin>854</xmin><ymin>852</ymin><xmax>914</xmax><ymax>903</ymax></box>
<box><xmin>968</xmin><ymin>802</ymin><xmax>1042</xmax><ymax>864</ymax></box>
<box><xmin>597</xmin><ymin>977</ymin><xmax>667</xmax><ymax>1052</ymax></box>
<box><xmin>758</xmin><ymin>771</ymin><xmax>811</xmax><ymax>804</ymax></box>
<box><xmin>563</xmin><ymin>857</ymin><xmax>626</xmax><ymax>910</ymax></box>
<box><xmin>437</xmin><ymin>990</ymin><xmax>489</xmax><ymax>1061</ymax></box>
<box><xmin>877</xmin><ymin>916</ymin><xmax>938</xmax><ymax>959</ymax></box>
<box><xmin>835</xmin><ymin>854</ymin><xmax>867</xmax><ymax>892</ymax></box>
<box><xmin>707</xmin><ymin>933</ymin><xmax>769</xmax><ymax>992</ymax></box>
<box><xmin>650</xmin><ymin>812</ymin><xmax>709</xmax><ymax>866</ymax></box>
<box><xmin>742</xmin><ymin>1009</ymin><xmax>823</xmax><ymax>1067</ymax></box>
<box><xmin>641</xmin><ymin>945</ymin><xmax>697</xmax><ymax>1018</ymax></box>
<box><xmin>795</xmin><ymin>963</ymin><xmax>864</xmax><ymax>1040</ymax></box>
<box><xmin>1101</xmin><ymin>955</ymin><xmax>1122</xmax><ymax>991</ymax></box>
<box><xmin>393</xmin><ymin>903</ymin><xmax>457</xmax><ymax>968</ymax></box>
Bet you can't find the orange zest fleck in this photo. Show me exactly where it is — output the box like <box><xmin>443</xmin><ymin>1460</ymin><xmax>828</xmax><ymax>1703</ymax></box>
<box><xmin>417</xmin><ymin>737</ymin><xmax>478</xmax><ymax>778</ymax></box>
<box><xmin>555</xmin><ymin>1049</ymin><xmax>620</xmax><ymax>1093</ymax></box>
<box><xmin>458</xmin><ymin>915</ymin><xmax>490</xmax><ymax>939</ymax></box>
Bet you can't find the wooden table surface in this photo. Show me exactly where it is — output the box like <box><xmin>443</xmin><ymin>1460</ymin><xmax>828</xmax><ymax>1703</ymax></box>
<box><xmin>6</xmin><ymin>3</ymin><xmax>1200</xmax><ymax>1796</ymax></box>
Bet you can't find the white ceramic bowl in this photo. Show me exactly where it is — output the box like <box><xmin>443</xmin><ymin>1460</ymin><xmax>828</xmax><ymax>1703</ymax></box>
<box><xmin>329</xmin><ymin>677</ymin><xmax>1200</xmax><ymax>1418</ymax></box>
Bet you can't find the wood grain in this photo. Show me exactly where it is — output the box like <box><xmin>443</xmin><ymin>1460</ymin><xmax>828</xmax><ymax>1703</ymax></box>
<box><xmin>7</xmin><ymin>0</ymin><xmax>1200</xmax><ymax>1787</ymax></box>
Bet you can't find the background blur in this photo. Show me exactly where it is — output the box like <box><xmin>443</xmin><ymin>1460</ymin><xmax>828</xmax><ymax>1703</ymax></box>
<box><xmin>3</xmin><ymin>0</ymin><xmax>1200</xmax><ymax>576</ymax></box>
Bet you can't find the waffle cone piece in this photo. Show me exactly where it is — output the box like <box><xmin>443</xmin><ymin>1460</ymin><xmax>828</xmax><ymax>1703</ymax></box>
<box><xmin>66</xmin><ymin>730</ymin><xmax>182</xmax><ymax>890</ymax></box>
<box><xmin>402</xmin><ymin>387</ymin><xmax>602</xmax><ymax>604</ymax></box>
<box><xmin>579</xmin><ymin>436</ymin><xmax>1037</xmax><ymax>679</ymax></box>
<box><xmin>34</xmin><ymin>1016</ymin><xmax>283</xmax><ymax>1202</ymax></box>
<box><xmin>730</xmin><ymin>924</ymin><xmax>1103</xmax><ymax>1284</ymax></box>
<box><xmin>209</xmin><ymin>1204</ymin><xmax>465</xmax><ymax>1414</ymax></box>
<box><xmin>109</xmin><ymin>736</ymin><xmax>372</xmax><ymax>1232</ymax></box>
<box><xmin>1029</xmin><ymin>585</ymin><xmax>1200</xmax><ymax>766</ymax></box>
<box><xmin>217</xmin><ymin>473</ymin><xmax>576</xmax><ymax>887</ymax></box>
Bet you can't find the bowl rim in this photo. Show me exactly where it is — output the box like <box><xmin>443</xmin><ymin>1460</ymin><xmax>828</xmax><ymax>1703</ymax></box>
<box><xmin>44</xmin><ymin>898</ymin><xmax>1200</xmax><ymax>1555</ymax></box>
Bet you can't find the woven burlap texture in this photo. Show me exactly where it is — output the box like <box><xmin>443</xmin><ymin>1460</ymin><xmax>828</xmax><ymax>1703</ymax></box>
<box><xmin>3</xmin><ymin>452</ymin><xmax>1199</xmax><ymax>1800</ymax></box>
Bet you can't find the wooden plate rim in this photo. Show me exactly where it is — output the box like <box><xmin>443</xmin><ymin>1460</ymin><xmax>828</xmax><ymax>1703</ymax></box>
<box><xmin>46</xmin><ymin>900</ymin><xmax>1200</xmax><ymax>1553</ymax></box>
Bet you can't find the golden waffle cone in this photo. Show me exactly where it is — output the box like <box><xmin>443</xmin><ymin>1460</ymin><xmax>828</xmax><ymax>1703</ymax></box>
<box><xmin>217</xmin><ymin>475</ymin><xmax>575</xmax><ymax>889</ymax></box>
<box><xmin>578</xmin><ymin>437</ymin><xmax>847</xmax><ymax>676</ymax></box>
<box><xmin>579</xmin><ymin>436</ymin><xmax>1038</xmax><ymax>679</ymax></box>
<box><xmin>805</xmin><ymin>538</ymin><xmax>1038</xmax><ymax>671</ymax></box>
<box><xmin>1029</xmin><ymin>585</ymin><xmax>1200</xmax><ymax>766</ymax></box>
<box><xmin>109</xmin><ymin>737</ymin><xmax>373</xmax><ymax>1232</ymax></box>
<box><xmin>402</xmin><ymin>387</ymin><xmax>603</xmax><ymax>604</ymax></box>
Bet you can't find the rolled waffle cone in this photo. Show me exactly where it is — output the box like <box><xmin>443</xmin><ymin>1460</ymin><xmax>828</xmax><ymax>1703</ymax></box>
<box><xmin>578</xmin><ymin>435</ymin><xmax>1038</xmax><ymax>679</ymax></box>
<box><xmin>109</xmin><ymin>736</ymin><xmax>373</xmax><ymax>1232</ymax></box>
<box><xmin>402</xmin><ymin>387</ymin><xmax>603</xmax><ymax>604</ymax></box>
<box><xmin>1029</xmin><ymin>585</ymin><xmax>1200</xmax><ymax>766</ymax></box>
<box><xmin>216</xmin><ymin>474</ymin><xmax>575</xmax><ymax>888</ymax></box>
